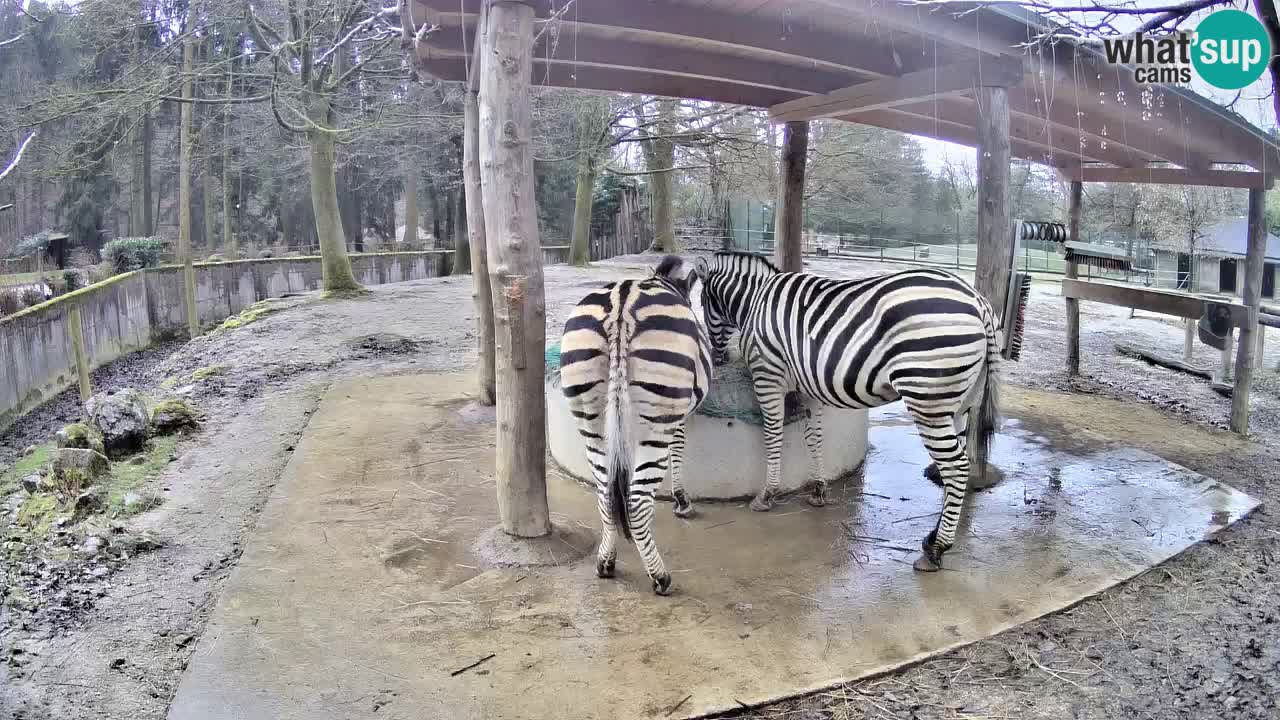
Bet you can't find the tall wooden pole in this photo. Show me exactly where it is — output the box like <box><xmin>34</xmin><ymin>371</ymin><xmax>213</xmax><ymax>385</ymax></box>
<box><xmin>773</xmin><ymin>120</ymin><xmax>809</xmax><ymax>273</ymax></box>
<box><xmin>974</xmin><ymin>86</ymin><xmax>1012</xmax><ymax>316</ymax></box>
<box><xmin>1065</xmin><ymin>180</ymin><xmax>1082</xmax><ymax>376</ymax></box>
<box><xmin>177</xmin><ymin>0</ymin><xmax>200</xmax><ymax>339</ymax></box>
<box><xmin>479</xmin><ymin>0</ymin><xmax>550</xmax><ymax>538</ymax></box>
<box><xmin>464</xmin><ymin>1</ymin><xmax>496</xmax><ymax>405</ymax></box>
<box><xmin>1230</xmin><ymin>187</ymin><xmax>1267</xmax><ymax>433</ymax></box>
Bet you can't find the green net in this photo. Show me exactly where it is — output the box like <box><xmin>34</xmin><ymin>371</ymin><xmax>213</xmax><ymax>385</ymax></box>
<box><xmin>544</xmin><ymin>342</ymin><xmax>801</xmax><ymax>427</ymax></box>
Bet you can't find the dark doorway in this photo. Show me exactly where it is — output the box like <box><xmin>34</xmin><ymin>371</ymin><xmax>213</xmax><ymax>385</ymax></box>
<box><xmin>1264</xmin><ymin>262</ymin><xmax>1276</xmax><ymax>299</ymax></box>
<box><xmin>1219</xmin><ymin>258</ymin><xmax>1238</xmax><ymax>294</ymax></box>
<box><xmin>1176</xmin><ymin>253</ymin><xmax>1192</xmax><ymax>289</ymax></box>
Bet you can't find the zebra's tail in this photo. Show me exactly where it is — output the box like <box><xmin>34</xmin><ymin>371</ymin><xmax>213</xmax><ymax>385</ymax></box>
<box><xmin>605</xmin><ymin>315</ymin><xmax>634</xmax><ymax>543</ymax></box>
<box><xmin>969</xmin><ymin>303</ymin><xmax>1003</xmax><ymax>470</ymax></box>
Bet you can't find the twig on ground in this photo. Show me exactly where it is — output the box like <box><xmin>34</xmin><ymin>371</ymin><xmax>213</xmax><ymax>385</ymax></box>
<box><xmin>449</xmin><ymin>653</ymin><xmax>496</xmax><ymax>677</ymax></box>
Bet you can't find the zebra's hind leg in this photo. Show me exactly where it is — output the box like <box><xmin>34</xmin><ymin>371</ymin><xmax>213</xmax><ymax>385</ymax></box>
<box><xmin>668</xmin><ymin>423</ymin><xmax>696</xmax><ymax>518</ymax></box>
<box><xmin>631</xmin><ymin>434</ymin><xmax>674</xmax><ymax>595</ymax></box>
<box><xmin>906</xmin><ymin>407</ymin><xmax>970</xmax><ymax>572</ymax></box>
<box><xmin>572</xmin><ymin>410</ymin><xmax>617</xmax><ymax>579</ymax></box>
<box><xmin>748</xmin><ymin>369</ymin><xmax>788</xmax><ymax>512</ymax></box>
<box><xmin>801</xmin><ymin>398</ymin><xmax>828</xmax><ymax>507</ymax></box>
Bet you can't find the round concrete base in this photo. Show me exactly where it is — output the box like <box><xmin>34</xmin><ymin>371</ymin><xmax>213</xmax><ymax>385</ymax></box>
<box><xmin>546</xmin><ymin>359</ymin><xmax>868</xmax><ymax>501</ymax></box>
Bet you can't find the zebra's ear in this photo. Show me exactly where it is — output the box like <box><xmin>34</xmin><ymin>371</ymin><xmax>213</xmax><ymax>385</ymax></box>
<box><xmin>694</xmin><ymin>255</ymin><xmax>709</xmax><ymax>279</ymax></box>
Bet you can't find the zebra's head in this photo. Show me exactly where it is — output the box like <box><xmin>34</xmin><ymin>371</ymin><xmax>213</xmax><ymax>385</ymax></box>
<box><xmin>694</xmin><ymin>252</ymin><xmax>778</xmax><ymax>365</ymax></box>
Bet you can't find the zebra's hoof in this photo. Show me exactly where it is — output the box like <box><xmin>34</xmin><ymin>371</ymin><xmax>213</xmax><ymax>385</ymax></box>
<box><xmin>673</xmin><ymin>501</ymin><xmax>697</xmax><ymax>519</ymax></box>
<box><xmin>596</xmin><ymin>557</ymin><xmax>616</xmax><ymax>578</ymax></box>
<box><xmin>912</xmin><ymin>554</ymin><xmax>942</xmax><ymax>572</ymax></box>
<box><xmin>749</xmin><ymin>495</ymin><xmax>773</xmax><ymax>512</ymax></box>
<box><xmin>652</xmin><ymin>572</ymin><xmax>673</xmax><ymax>596</ymax></box>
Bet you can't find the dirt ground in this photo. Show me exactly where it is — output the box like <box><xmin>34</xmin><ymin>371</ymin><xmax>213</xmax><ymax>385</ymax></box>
<box><xmin>3</xmin><ymin>254</ymin><xmax>1279</xmax><ymax>720</ymax></box>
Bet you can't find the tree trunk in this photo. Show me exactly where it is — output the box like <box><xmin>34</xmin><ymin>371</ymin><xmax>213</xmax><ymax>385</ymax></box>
<box><xmin>1065</xmin><ymin>181</ymin><xmax>1082</xmax><ymax>376</ymax></box>
<box><xmin>479</xmin><ymin>0</ymin><xmax>550</xmax><ymax>538</ymax></box>
<box><xmin>141</xmin><ymin>113</ymin><xmax>152</xmax><ymax>236</ymax></box>
<box><xmin>974</xmin><ymin>85</ymin><xmax>1012</xmax><ymax>317</ymax></box>
<box><xmin>445</xmin><ymin>187</ymin><xmax>456</xmax><ymax>253</ymax></box>
<box><xmin>307</xmin><ymin>125</ymin><xmax>362</xmax><ymax>292</ymax></box>
<box><xmin>427</xmin><ymin>176</ymin><xmax>443</xmax><ymax>246</ymax></box>
<box><xmin>203</xmin><ymin>137</ymin><xmax>216</xmax><ymax>253</ymax></box>
<box><xmin>1231</xmin><ymin>188</ymin><xmax>1268</xmax><ymax>433</ymax></box>
<box><xmin>401</xmin><ymin>161</ymin><xmax>418</xmax><ymax>247</ymax></box>
<box><xmin>177</xmin><ymin>3</ymin><xmax>199</xmax><ymax>339</ymax></box>
<box><xmin>454</xmin><ymin>177</ymin><xmax>470</xmax><ymax>273</ymax></box>
<box><xmin>464</xmin><ymin>16</ymin><xmax>496</xmax><ymax>405</ymax></box>
<box><xmin>649</xmin><ymin>98</ymin><xmax>677</xmax><ymax>253</ymax></box>
<box><xmin>569</xmin><ymin>155</ymin><xmax>596</xmax><ymax>265</ymax></box>
<box><xmin>773</xmin><ymin>120</ymin><xmax>809</xmax><ymax>273</ymax></box>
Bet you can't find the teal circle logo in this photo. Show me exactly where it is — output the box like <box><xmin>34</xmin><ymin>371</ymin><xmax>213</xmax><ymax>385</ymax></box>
<box><xmin>1192</xmin><ymin>9</ymin><xmax>1271</xmax><ymax>90</ymax></box>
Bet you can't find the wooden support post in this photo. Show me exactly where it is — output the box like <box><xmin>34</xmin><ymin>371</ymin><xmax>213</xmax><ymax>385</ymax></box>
<box><xmin>973</xmin><ymin>85</ymin><xmax>1012</xmax><ymax>317</ymax></box>
<box><xmin>464</xmin><ymin>1</ymin><xmax>496</xmax><ymax>406</ymax></box>
<box><xmin>1065</xmin><ymin>180</ymin><xmax>1082</xmax><ymax>376</ymax></box>
<box><xmin>479</xmin><ymin>0</ymin><xmax>550</xmax><ymax>538</ymax></box>
<box><xmin>1231</xmin><ymin>188</ymin><xmax>1267</xmax><ymax>433</ymax></box>
<box><xmin>1184</xmin><ymin>318</ymin><xmax>1195</xmax><ymax>363</ymax></box>
<box><xmin>1221</xmin><ymin>334</ymin><xmax>1233</xmax><ymax>382</ymax></box>
<box><xmin>67</xmin><ymin>304</ymin><xmax>91</xmax><ymax>404</ymax></box>
<box><xmin>773</xmin><ymin>120</ymin><xmax>809</xmax><ymax>273</ymax></box>
<box><xmin>1257</xmin><ymin>324</ymin><xmax>1265</xmax><ymax>367</ymax></box>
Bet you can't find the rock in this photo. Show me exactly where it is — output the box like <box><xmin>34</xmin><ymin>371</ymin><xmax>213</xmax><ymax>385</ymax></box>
<box><xmin>151</xmin><ymin>398</ymin><xmax>198</xmax><ymax>435</ymax></box>
<box><xmin>81</xmin><ymin>534</ymin><xmax>108</xmax><ymax>554</ymax></box>
<box><xmin>112</xmin><ymin>532</ymin><xmax>164</xmax><ymax>557</ymax></box>
<box><xmin>20</xmin><ymin>474</ymin><xmax>41</xmax><ymax>494</ymax></box>
<box><xmin>51</xmin><ymin>448</ymin><xmax>110</xmax><ymax>491</ymax></box>
<box><xmin>86</xmin><ymin>389</ymin><xmax>150</xmax><ymax>458</ymax></box>
<box><xmin>56</xmin><ymin>422</ymin><xmax>106</xmax><ymax>455</ymax></box>
<box><xmin>258</xmin><ymin>248</ymin><xmax>275</xmax><ymax>259</ymax></box>
<box><xmin>22</xmin><ymin>445</ymin><xmax>36</xmax><ymax>456</ymax></box>
<box><xmin>73</xmin><ymin>487</ymin><xmax>105</xmax><ymax>518</ymax></box>
<box><xmin>121</xmin><ymin>491</ymin><xmax>161</xmax><ymax>514</ymax></box>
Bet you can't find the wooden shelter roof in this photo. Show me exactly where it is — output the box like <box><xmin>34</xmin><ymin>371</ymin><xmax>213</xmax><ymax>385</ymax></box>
<box><xmin>413</xmin><ymin>0</ymin><xmax>1280</xmax><ymax>184</ymax></box>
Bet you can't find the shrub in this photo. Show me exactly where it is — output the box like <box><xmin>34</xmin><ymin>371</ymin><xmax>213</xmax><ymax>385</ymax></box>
<box><xmin>0</xmin><ymin>291</ymin><xmax>19</xmax><ymax>316</ymax></box>
<box><xmin>19</xmin><ymin>288</ymin><xmax>45</xmax><ymax>308</ymax></box>
<box><xmin>102</xmin><ymin>237</ymin><xmax>168</xmax><ymax>273</ymax></box>
<box><xmin>86</xmin><ymin>262</ymin><xmax>115</xmax><ymax>285</ymax></box>
<box><xmin>9</xmin><ymin>231</ymin><xmax>50</xmax><ymax>259</ymax></box>
<box><xmin>62</xmin><ymin>269</ymin><xmax>80</xmax><ymax>292</ymax></box>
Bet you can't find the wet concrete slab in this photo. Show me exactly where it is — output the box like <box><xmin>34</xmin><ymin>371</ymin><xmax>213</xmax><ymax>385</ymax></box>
<box><xmin>168</xmin><ymin>373</ymin><xmax>1259</xmax><ymax>720</ymax></box>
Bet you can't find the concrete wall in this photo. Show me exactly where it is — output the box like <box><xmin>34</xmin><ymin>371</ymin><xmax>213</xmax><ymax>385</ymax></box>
<box><xmin>0</xmin><ymin>252</ymin><xmax>452</xmax><ymax>431</ymax></box>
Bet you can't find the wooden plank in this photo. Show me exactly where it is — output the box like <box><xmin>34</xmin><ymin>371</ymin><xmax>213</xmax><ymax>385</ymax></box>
<box><xmin>479</xmin><ymin>0</ymin><xmax>550</xmax><ymax>537</ymax></box>
<box><xmin>1061</xmin><ymin>279</ymin><xmax>1250</xmax><ymax>325</ymax></box>
<box><xmin>974</xmin><ymin>86</ymin><xmax>1012</xmax><ymax>316</ymax></box>
<box><xmin>1231</xmin><ymin>187</ymin><xmax>1267</xmax><ymax>433</ymax></box>
<box><xmin>1116</xmin><ymin>343</ymin><xmax>1211</xmax><ymax>380</ymax></box>
<box><xmin>1061</xmin><ymin>166</ymin><xmax>1274</xmax><ymax>190</ymax></box>
<box><xmin>768</xmin><ymin>57</ymin><xmax>1022</xmax><ymax>123</ymax></box>
<box><xmin>1065</xmin><ymin>181</ymin><xmax>1082</xmax><ymax>376</ymax></box>
<box><xmin>773</xmin><ymin>120</ymin><xmax>808</xmax><ymax>273</ymax></box>
<box><xmin>67</xmin><ymin>304</ymin><xmax>92</xmax><ymax>404</ymax></box>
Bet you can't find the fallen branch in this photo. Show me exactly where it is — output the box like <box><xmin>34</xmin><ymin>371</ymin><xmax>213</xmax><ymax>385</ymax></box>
<box><xmin>0</xmin><ymin>130</ymin><xmax>37</xmax><ymax>182</ymax></box>
<box><xmin>1115</xmin><ymin>343</ymin><xmax>1210</xmax><ymax>380</ymax></box>
<box><xmin>450</xmin><ymin>653</ymin><xmax>496</xmax><ymax>677</ymax></box>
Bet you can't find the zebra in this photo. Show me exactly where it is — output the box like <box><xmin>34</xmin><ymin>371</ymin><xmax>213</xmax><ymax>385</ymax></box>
<box><xmin>695</xmin><ymin>251</ymin><xmax>1001</xmax><ymax>572</ymax></box>
<box><xmin>559</xmin><ymin>255</ymin><xmax>712</xmax><ymax>595</ymax></box>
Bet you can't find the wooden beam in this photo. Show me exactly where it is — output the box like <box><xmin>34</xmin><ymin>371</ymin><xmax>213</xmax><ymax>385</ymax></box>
<box><xmin>1062</xmin><ymin>166</ymin><xmax>1274</xmax><ymax>189</ymax></box>
<box><xmin>774</xmin><ymin>121</ymin><xmax>808</xmax><ymax>273</ymax></box>
<box><xmin>479</xmin><ymin>0</ymin><xmax>550</xmax><ymax>537</ymax></box>
<box><xmin>1231</xmin><ymin>188</ymin><xmax>1267</xmax><ymax>434</ymax></box>
<box><xmin>463</xmin><ymin>1</ymin><xmax>495</xmax><ymax>406</ymax></box>
<box><xmin>1065</xmin><ymin>181</ymin><xmax>1082</xmax><ymax>376</ymax></box>
<box><xmin>768</xmin><ymin>57</ymin><xmax>1022</xmax><ymax>123</ymax></box>
<box><xmin>1062</xmin><ymin>279</ymin><xmax>1250</xmax><ymax>324</ymax></box>
<box><xmin>974</xmin><ymin>85</ymin><xmax>1012</xmax><ymax>316</ymax></box>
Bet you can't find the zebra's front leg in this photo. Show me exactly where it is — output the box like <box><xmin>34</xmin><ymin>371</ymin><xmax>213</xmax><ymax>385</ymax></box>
<box><xmin>668</xmin><ymin>423</ymin><xmax>696</xmax><ymax>518</ymax></box>
<box><xmin>631</xmin><ymin>440</ymin><xmax>673</xmax><ymax>595</ymax></box>
<box><xmin>801</xmin><ymin>398</ymin><xmax>827</xmax><ymax>507</ymax></box>
<box><xmin>749</xmin><ymin>371</ymin><xmax>787</xmax><ymax>512</ymax></box>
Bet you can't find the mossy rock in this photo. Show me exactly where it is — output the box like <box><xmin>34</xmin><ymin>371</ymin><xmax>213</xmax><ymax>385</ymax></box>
<box><xmin>56</xmin><ymin>422</ymin><xmax>106</xmax><ymax>455</ymax></box>
<box><xmin>152</xmin><ymin>398</ymin><xmax>198</xmax><ymax>435</ymax></box>
<box><xmin>51</xmin><ymin>448</ymin><xmax>110</xmax><ymax>493</ymax></box>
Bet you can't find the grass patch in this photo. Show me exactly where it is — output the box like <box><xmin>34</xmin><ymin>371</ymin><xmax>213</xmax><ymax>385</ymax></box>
<box><xmin>216</xmin><ymin>300</ymin><xmax>282</xmax><ymax>331</ymax></box>
<box><xmin>15</xmin><ymin>493</ymin><xmax>64</xmax><ymax>536</ymax></box>
<box><xmin>190</xmin><ymin>364</ymin><xmax>228</xmax><ymax>382</ymax></box>
<box><xmin>105</xmin><ymin>435</ymin><xmax>176</xmax><ymax>516</ymax></box>
<box><xmin>0</xmin><ymin>442</ymin><xmax>53</xmax><ymax>495</ymax></box>
<box><xmin>321</xmin><ymin>287</ymin><xmax>370</xmax><ymax>300</ymax></box>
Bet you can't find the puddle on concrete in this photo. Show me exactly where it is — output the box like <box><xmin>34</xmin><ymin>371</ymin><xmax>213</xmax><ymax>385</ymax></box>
<box><xmin>170</xmin><ymin>375</ymin><xmax>1260</xmax><ymax>720</ymax></box>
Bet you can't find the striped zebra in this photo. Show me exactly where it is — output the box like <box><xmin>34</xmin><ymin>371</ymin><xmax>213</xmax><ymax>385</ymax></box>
<box><xmin>695</xmin><ymin>251</ymin><xmax>1001</xmax><ymax>572</ymax></box>
<box><xmin>559</xmin><ymin>256</ymin><xmax>712</xmax><ymax>595</ymax></box>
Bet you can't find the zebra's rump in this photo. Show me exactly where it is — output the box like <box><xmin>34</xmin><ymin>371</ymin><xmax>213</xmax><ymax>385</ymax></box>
<box><xmin>560</xmin><ymin>277</ymin><xmax>712</xmax><ymax>418</ymax></box>
<box><xmin>750</xmin><ymin>268</ymin><xmax>995</xmax><ymax>409</ymax></box>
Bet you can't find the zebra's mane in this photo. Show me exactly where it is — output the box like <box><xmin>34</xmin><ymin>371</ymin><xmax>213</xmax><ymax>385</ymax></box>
<box><xmin>712</xmin><ymin>250</ymin><xmax>779</xmax><ymax>275</ymax></box>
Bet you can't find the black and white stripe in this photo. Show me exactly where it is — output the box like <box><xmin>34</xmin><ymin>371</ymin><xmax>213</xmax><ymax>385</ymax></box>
<box><xmin>559</xmin><ymin>255</ymin><xmax>712</xmax><ymax>595</ymax></box>
<box><xmin>696</xmin><ymin>251</ymin><xmax>1001</xmax><ymax>571</ymax></box>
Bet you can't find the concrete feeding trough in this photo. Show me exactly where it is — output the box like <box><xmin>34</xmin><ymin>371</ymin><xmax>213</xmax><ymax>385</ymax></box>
<box><xmin>545</xmin><ymin>343</ymin><xmax>869</xmax><ymax>501</ymax></box>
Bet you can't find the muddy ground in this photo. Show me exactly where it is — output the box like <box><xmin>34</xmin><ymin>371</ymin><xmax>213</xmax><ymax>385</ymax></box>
<box><xmin>2</xmin><ymin>255</ymin><xmax>1279</xmax><ymax>720</ymax></box>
